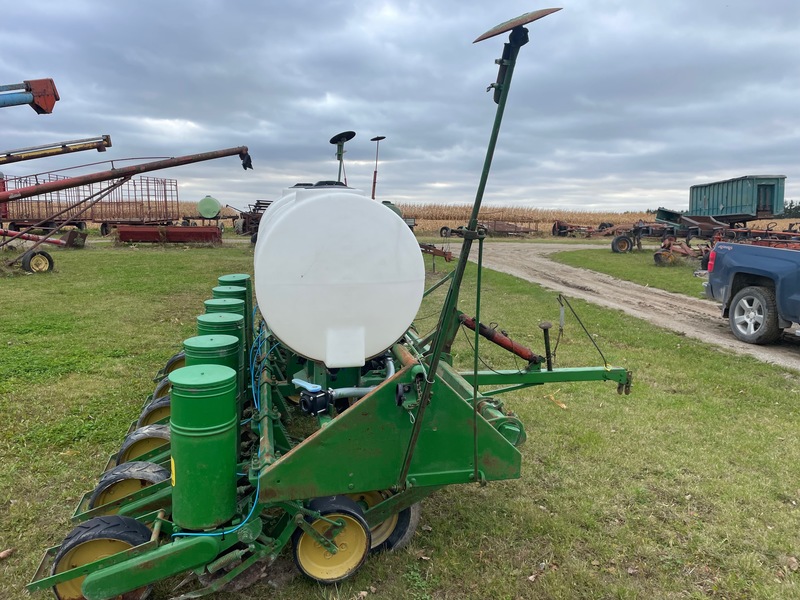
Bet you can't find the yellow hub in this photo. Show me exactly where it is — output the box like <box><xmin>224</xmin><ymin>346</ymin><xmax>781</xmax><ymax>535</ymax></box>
<box><xmin>139</xmin><ymin>405</ymin><xmax>170</xmax><ymax>426</ymax></box>
<box><xmin>28</xmin><ymin>254</ymin><xmax>51</xmax><ymax>272</ymax></box>
<box><xmin>295</xmin><ymin>513</ymin><xmax>369</xmax><ymax>582</ymax></box>
<box><xmin>53</xmin><ymin>539</ymin><xmax>134</xmax><ymax>600</ymax></box>
<box><xmin>118</xmin><ymin>438</ymin><xmax>167</xmax><ymax>463</ymax></box>
<box><xmin>94</xmin><ymin>478</ymin><xmax>154</xmax><ymax>508</ymax></box>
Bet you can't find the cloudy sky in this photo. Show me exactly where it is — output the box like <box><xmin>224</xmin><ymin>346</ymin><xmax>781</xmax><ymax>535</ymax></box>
<box><xmin>2</xmin><ymin>0</ymin><xmax>798</xmax><ymax>213</ymax></box>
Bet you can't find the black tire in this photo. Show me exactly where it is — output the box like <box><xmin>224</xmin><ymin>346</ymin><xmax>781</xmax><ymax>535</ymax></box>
<box><xmin>611</xmin><ymin>235</ymin><xmax>633</xmax><ymax>253</ymax></box>
<box><xmin>217</xmin><ymin>222</ymin><xmax>225</xmax><ymax>233</ymax></box>
<box><xmin>729</xmin><ymin>286</ymin><xmax>782</xmax><ymax>345</ymax></box>
<box><xmin>21</xmin><ymin>250</ymin><xmax>54</xmax><ymax>273</ymax></box>
<box><xmin>155</xmin><ymin>351</ymin><xmax>185</xmax><ymax>380</ymax></box>
<box><xmin>439</xmin><ymin>226</ymin><xmax>451</xmax><ymax>238</ymax></box>
<box><xmin>293</xmin><ymin>496</ymin><xmax>371</xmax><ymax>584</ymax></box>
<box><xmin>190</xmin><ymin>222</ymin><xmax>198</xmax><ymax>227</ymax></box>
<box><xmin>88</xmin><ymin>461</ymin><xmax>170</xmax><ymax>509</ymax></box>
<box><xmin>136</xmin><ymin>395</ymin><xmax>171</xmax><ymax>427</ymax></box>
<box><xmin>75</xmin><ymin>221</ymin><xmax>87</xmax><ymax>231</ymax></box>
<box><xmin>51</xmin><ymin>515</ymin><xmax>152</xmax><ymax>600</ymax></box>
<box><xmin>653</xmin><ymin>250</ymin><xmax>675</xmax><ymax>266</ymax></box>
<box><xmin>8</xmin><ymin>222</ymin><xmax>19</xmax><ymax>232</ymax></box>
<box><xmin>346</xmin><ymin>491</ymin><xmax>421</xmax><ymax>552</ymax></box>
<box><xmin>100</xmin><ymin>222</ymin><xmax>111</xmax><ymax>237</ymax></box>
<box><xmin>250</xmin><ymin>232</ymin><xmax>258</xmax><ymax>244</ymax></box>
<box><xmin>378</xmin><ymin>502</ymin><xmax>420</xmax><ymax>552</ymax></box>
<box><xmin>151</xmin><ymin>376</ymin><xmax>171</xmax><ymax>401</ymax></box>
<box><xmin>117</xmin><ymin>424</ymin><xmax>170</xmax><ymax>465</ymax></box>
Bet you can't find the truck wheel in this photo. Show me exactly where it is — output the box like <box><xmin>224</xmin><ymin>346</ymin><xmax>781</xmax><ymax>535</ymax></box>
<box><xmin>611</xmin><ymin>235</ymin><xmax>633</xmax><ymax>253</ymax></box>
<box><xmin>729</xmin><ymin>286</ymin><xmax>782</xmax><ymax>345</ymax></box>
<box><xmin>439</xmin><ymin>226</ymin><xmax>451</xmax><ymax>238</ymax></box>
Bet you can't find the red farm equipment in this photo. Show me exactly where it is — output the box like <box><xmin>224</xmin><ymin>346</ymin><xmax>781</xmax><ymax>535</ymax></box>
<box><xmin>0</xmin><ymin>147</ymin><xmax>252</xmax><ymax>272</ymax></box>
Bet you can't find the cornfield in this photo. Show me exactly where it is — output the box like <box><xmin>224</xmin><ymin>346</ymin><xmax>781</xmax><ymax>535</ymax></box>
<box><xmin>399</xmin><ymin>203</ymin><xmax>652</xmax><ymax>236</ymax></box>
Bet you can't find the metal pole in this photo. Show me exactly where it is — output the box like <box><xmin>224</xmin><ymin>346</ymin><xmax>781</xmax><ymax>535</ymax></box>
<box><xmin>397</xmin><ymin>8</ymin><xmax>561</xmax><ymax>485</ymax></box>
<box><xmin>370</xmin><ymin>136</ymin><xmax>385</xmax><ymax>200</ymax></box>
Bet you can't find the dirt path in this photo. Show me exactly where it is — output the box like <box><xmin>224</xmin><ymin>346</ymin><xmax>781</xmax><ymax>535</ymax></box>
<box><xmin>467</xmin><ymin>242</ymin><xmax>800</xmax><ymax>372</ymax></box>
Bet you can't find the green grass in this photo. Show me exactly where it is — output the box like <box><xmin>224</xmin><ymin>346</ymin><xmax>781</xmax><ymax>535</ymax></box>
<box><xmin>550</xmin><ymin>247</ymin><xmax>708</xmax><ymax>297</ymax></box>
<box><xmin>2</xmin><ymin>242</ymin><xmax>800</xmax><ymax>599</ymax></box>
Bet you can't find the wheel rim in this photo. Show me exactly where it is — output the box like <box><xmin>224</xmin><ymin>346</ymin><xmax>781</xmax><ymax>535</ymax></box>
<box><xmin>139</xmin><ymin>405</ymin><xmax>170</xmax><ymax>426</ymax></box>
<box><xmin>94</xmin><ymin>478</ymin><xmax>154</xmax><ymax>507</ymax></box>
<box><xmin>733</xmin><ymin>296</ymin><xmax>764</xmax><ymax>336</ymax></box>
<box><xmin>119</xmin><ymin>437</ymin><xmax>167</xmax><ymax>463</ymax></box>
<box><xmin>152</xmin><ymin>377</ymin><xmax>170</xmax><ymax>400</ymax></box>
<box><xmin>296</xmin><ymin>513</ymin><xmax>369</xmax><ymax>581</ymax></box>
<box><xmin>53</xmin><ymin>539</ymin><xmax>134</xmax><ymax>599</ymax></box>
<box><xmin>164</xmin><ymin>356</ymin><xmax>185</xmax><ymax>375</ymax></box>
<box><xmin>29</xmin><ymin>253</ymin><xmax>51</xmax><ymax>272</ymax></box>
<box><xmin>347</xmin><ymin>491</ymin><xmax>398</xmax><ymax>548</ymax></box>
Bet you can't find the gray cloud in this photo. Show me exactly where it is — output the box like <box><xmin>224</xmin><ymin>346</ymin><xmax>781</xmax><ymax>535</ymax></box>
<box><xmin>1</xmin><ymin>0</ymin><xmax>798</xmax><ymax>213</ymax></box>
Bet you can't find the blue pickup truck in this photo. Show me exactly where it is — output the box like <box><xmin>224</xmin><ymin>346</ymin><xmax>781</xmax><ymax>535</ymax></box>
<box><xmin>706</xmin><ymin>242</ymin><xmax>800</xmax><ymax>344</ymax></box>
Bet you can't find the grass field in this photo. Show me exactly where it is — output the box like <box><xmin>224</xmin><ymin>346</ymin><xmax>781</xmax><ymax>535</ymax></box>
<box><xmin>2</xmin><ymin>241</ymin><xmax>800</xmax><ymax>599</ymax></box>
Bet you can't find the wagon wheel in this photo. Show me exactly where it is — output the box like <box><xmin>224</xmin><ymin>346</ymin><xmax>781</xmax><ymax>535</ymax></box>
<box><xmin>293</xmin><ymin>496</ymin><xmax>371</xmax><ymax>583</ymax></box>
<box><xmin>116</xmin><ymin>424</ymin><xmax>170</xmax><ymax>465</ymax></box>
<box><xmin>21</xmin><ymin>250</ymin><xmax>54</xmax><ymax>273</ymax></box>
<box><xmin>99</xmin><ymin>222</ymin><xmax>111</xmax><ymax>237</ymax></box>
<box><xmin>347</xmin><ymin>490</ymin><xmax>421</xmax><ymax>552</ymax></box>
<box><xmin>136</xmin><ymin>395</ymin><xmax>171</xmax><ymax>427</ymax></box>
<box><xmin>610</xmin><ymin>235</ymin><xmax>633</xmax><ymax>253</ymax></box>
<box><xmin>439</xmin><ymin>226</ymin><xmax>451</xmax><ymax>238</ymax></box>
<box><xmin>88</xmin><ymin>461</ymin><xmax>170</xmax><ymax>510</ymax></box>
<box><xmin>51</xmin><ymin>515</ymin><xmax>152</xmax><ymax>600</ymax></box>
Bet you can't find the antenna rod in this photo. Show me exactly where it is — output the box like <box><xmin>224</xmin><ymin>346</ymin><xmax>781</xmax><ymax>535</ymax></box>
<box><xmin>370</xmin><ymin>135</ymin><xmax>386</xmax><ymax>199</ymax></box>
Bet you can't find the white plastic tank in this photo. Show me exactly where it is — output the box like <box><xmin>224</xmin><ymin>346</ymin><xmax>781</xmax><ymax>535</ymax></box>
<box><xmin>253</xmin><ymin>186</ymin><xmax>425</xmax><ymax>368</ymax></box>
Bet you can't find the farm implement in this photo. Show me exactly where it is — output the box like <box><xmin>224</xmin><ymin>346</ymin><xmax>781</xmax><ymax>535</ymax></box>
<box><xmin>0</xmin><ymin>148</ymin><xmax>251</xmax><ymax>272</ymax></box>
<box><xmin>28</xmin><ymin>9</ymin><xmax>632</xmax><ymax>599</ymax></box>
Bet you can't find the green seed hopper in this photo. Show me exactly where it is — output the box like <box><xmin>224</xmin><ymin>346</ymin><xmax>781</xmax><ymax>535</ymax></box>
<box><xmin>28</xmin><ymin>9</ymin><xmax>632</xmax><ymax>599</ymax></box>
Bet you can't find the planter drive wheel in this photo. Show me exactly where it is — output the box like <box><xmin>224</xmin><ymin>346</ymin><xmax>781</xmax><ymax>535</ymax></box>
<box><xmin>729</xmin><ymin>286</ymin><xmax>782</xmax><ymax>345</ymax></box>
<box><xmin>293</xmin><ymin>496</ymin><xmax>371</xmax><ymax>584</ymax></box>
<box><xmin>88</xmin><ymin>461</ymin><xmax>170</xmax><ymax>509</ymax></box>
<box><xmin>21</xmin><ymin>250</ymin><xmax>54</xmax><ymax>273</ymax></box>
<box><xmin>51</xmin><ymin>515</ymin><xmax>152</xmax><ymax>600</ymax></box>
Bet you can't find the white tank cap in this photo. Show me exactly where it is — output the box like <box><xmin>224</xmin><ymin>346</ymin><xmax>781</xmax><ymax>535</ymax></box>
<box><xmin>253</xmin><ymin>187</ymin><xmax>424</xmax><ymax>368</ymax></box>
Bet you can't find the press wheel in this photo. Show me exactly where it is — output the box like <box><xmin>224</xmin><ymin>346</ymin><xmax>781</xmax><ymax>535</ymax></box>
<box><xmin>88</xmin><ymin>461</ymin><xmax>170</xmax><ymax>509</ymax></box>
<box><xmin>136</xmin><ymin>395</ymin><xmax>171</xmax><ymax>427</ymax></box>
<box><xmin>116</xmin><ymin>425</ymin><xmax>170</xmax><ymax>465</ymax></box>
<box><xmin>293</xmin><ymin>496</ymin><xmax>371</xmax><ymax>583</ymax></box>
<box><xmin>348</xmin><ymin>490</ymin><xmax>421</xmax><ymax>552</ymax></box>
<box><xmin>51</xmin><ymin>515</ymin><xmax>152</xmax><ymax>600</ymax></box>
